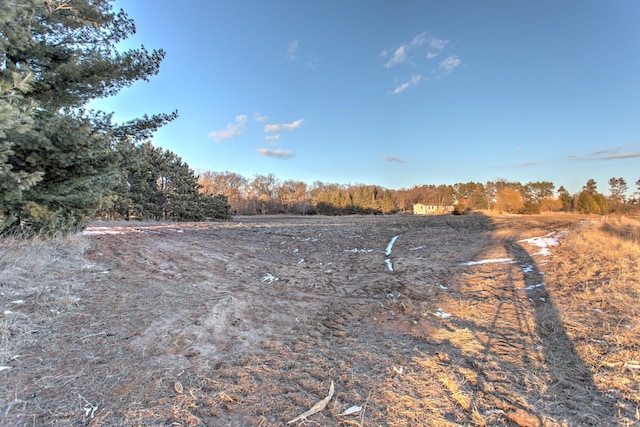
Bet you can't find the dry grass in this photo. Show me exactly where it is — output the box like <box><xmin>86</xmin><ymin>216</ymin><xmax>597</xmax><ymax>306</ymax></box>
<box><xmin>0</xmin><ymin>234</ymin><xmax>92</xmax><ymax>363</ymax></box>
<box><xmin>0</xmin><ymin>214</ymin><xmax>639</xmax><ymax>426</ymax></box>
<box><xmin>544</xmin><ymin>216</ymin><xmax>640</xmax><ymax>415</ymax></box>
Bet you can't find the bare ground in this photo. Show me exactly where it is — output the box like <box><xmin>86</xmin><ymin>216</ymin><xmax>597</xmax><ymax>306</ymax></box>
<box><xmin>1</xmin><ymin>213</ymin><xmax>638</xmax><ymax>426</ymax></box>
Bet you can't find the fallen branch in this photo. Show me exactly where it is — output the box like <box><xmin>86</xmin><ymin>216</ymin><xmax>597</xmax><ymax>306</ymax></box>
<box><xmin>287</xmin><ymin>380</ymin><xmax>334</xmax><ymax>424</ymax></box>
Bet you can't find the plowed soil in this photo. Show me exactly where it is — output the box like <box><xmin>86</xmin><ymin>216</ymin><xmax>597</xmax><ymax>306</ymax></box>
<box><xmin>2</xmin><ymin>213</ymin><xmax>638</xmax><ymax>426</ymax></box>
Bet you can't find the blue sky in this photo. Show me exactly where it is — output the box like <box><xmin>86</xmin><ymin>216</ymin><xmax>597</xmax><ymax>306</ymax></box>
<box><xmin>92</xmin><ymin>1</ymin><xmax>640</xmax><ymax>195</ymax></box>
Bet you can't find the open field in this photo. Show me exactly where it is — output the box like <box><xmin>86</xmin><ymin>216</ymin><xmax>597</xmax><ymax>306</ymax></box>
<box><xmin>1</xmin><ymin>213</ymin><xmax>639</xmax><ymax>426</ymax></box>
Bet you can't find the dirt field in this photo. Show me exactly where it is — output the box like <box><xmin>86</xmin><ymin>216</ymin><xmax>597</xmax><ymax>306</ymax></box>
<box><xmin>1</xmin><ymin>213</ymin><xmax>638</xmax><ymax>426</ymax></box>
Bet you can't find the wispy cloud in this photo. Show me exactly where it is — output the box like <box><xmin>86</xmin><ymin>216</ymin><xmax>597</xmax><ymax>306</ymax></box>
<box><xmin>599</xmin><ymin>151</ymin><xmax>640</xmax><ymax>160</ymax></box>
<box><xmin>391</xmin><ymin>75</ymin><xmax>422</xmax><ymax>95</ymax></box>
<box><xmin>384</xmin><ymin>155</ymin><xmax>407</xmax><ymax>164</ymax></box>
<box><xmin>383</xmin><ymin>32</ymin><xmax>448</xmax><ymax>68</ymax></box>
<box><xmin>382</xmin><ymin>32</ymin><xmax>458</xmax><ymax>94</ymax></box>
<box><xmin>254</xmin><ymin>113</ymin><xmax>268</xmax><ymax>122</ymax></box>
<box><xmin>571</xmin><ymin>144</ymin><xmax>640</xmax><ymax>160</ymax></box>
<box><xmin>208</xmin><ymin>115</ymin><xmax>247</xmax><ymax>142</ymax></box>
<box><xmin>439</xmin><ymin>55</ymin><xmax>461</xmax><ymax>73</ymax></box>
<box><xmin>427</xmin><ymin>37</ymin><xmax>448</xmax><ymax>50</ymax></box>
<box><xmin>286</xmin><ymin>40</ymin><xmax>299</xmax><ymax>61</ymax></box>
<box><xmin>515</xmin><ymin>161</ymin><xmax>540</xmax><ymax>167</ymax></box>
<box><xmin>286</xmin><ymin>40</ymin><xmax>318</xmax><ymax>68</ymax></box>
<box><xmin>264</xmin><ymin>119</ymin><xmax>304</xmax><ymax>133</ymax></box>
<box><xmin>384</xmin><ymin>45</ymin><xmax>408</xmax><ymax>68</ymax></box>
<box><xmin>265</xmin><ymin>134</ymin><xmax>281</xmax><ymax>141</ymax></box>
<box><xmin>257</xmin><ymin>148</ymin><xmax>294</xmax><ymax>159</ymax></box>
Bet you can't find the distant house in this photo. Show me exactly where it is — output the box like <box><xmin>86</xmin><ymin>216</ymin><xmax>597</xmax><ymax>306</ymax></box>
<box><xmin>413</xmin><ymin>203</ymin><xmax>455</xmax><ymax>215</ymax></box>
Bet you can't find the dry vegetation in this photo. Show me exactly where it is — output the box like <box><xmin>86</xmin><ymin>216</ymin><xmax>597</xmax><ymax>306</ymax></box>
<box><xmin>0</xmin><ymin>213</ymin><xmax>638</xmax><ymax>426</ymax></box>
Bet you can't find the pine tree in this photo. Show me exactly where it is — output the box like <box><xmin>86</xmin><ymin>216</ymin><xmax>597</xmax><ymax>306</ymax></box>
<box><xmin>583</xmin><ymin>179</ymin><xmax>598</xmax><ymax>194</ymax></box>
<box><xmin>557</xmin><ymin>186</ymin><xmax>572</xmax><ymax>212</ymax></box>
<box><xmin>380</xmin><ymin>189</ymin><xmax>397</xmax><ymax>214</ymax></box>
<box><xmin>0</xmin><ymin>0</ymin><xmax>174</xmax><ymax>234</ymax></box>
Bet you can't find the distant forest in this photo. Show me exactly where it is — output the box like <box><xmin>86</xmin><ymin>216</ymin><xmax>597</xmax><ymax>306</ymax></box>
<box><xmin>195</xmin><ymin>171</ymin><xmax>639</xmax><ymax>217</ymax></box>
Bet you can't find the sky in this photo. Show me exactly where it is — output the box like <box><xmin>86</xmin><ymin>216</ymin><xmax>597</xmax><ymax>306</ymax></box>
<box><xmin>91</xmin><ymin>1</ymin><xmax>640</xmax><ymax>195</ymax></box>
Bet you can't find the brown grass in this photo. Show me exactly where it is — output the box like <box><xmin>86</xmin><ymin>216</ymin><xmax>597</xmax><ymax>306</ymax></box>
<box><xmin>0</xmin><ymin>234</ymin><xmax>91</xmax><ymax>363</ymax></box>
<box><xmin>0</xmin><ymin>213</ymin><xmax>639</xmax><ymax>426</ymax></box>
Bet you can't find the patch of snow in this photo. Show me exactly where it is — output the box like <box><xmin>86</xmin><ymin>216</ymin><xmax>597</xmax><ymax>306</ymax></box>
<box><xmin>519</xmin><ymin>232</ymin><xmax>565</xmax><ymax>256</ymax></box>
<box><xmin>385</xmin><ymin>259</ymin><xmax>394</xmax><ymax>272</ymax></box>
<box><xmin>81</xmin><ymin>226</ymin><xmax>143</xmax><ymax>235</ymax></box>
<box><xmin>410</xmin><ymin>245</ymin><xmax>426</xmax><ymax>251</ymax></box>
<box><xmin>81</xmin><ymin>228</ymin><xmax>124</xmax><ymax>235</ymax></box>
<box><xmin>262</xmin><ymin>273</ymin><xmax>279</xmax><ymax>284</ymax></box>
<box><xmin>522</xmin><ymin>283</ymin><xmax>545</xmax><ymax>291</ymax></box>
<box><xmin>522</xmin><ymin>264</ymin><xmax>535</xmax><ymax>273</ymax></box>
<box><xmin>344</xmin><ymin>248</ymin><xmax>374</xmax><ymax>253</ymax></box>
<box><xmin>462</xmin><ymin>258</ymin><xmax>515</xmax><ymax>266</ymax></box>
<box><xmin>435</xmin><ymin>308</ymin><xmax>452</xmax><ymax>319</ymax></box>
<box><xmin>386</xmin><ymin>235</ymin><xmax>399</xmax><ymax>256</ymax></box>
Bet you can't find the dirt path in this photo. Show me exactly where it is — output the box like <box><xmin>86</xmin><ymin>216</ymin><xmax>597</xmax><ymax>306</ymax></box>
<box><xmin>1</xmin><ymin>214</ymin><xmax>628</xmax><ymax>426</ymax></box>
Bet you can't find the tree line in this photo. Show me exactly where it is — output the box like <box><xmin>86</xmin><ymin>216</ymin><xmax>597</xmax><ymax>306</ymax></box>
<box><xmin>198</xmin><ymin>172</ymin><xmax>640</xmax><ymax>216</ymax></box>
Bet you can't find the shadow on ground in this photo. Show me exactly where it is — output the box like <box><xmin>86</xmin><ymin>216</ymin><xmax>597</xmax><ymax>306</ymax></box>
<box><xmin>413</xmin><ymin>213</ymin><xmax>617</xmax><ymax>425</ymax></box>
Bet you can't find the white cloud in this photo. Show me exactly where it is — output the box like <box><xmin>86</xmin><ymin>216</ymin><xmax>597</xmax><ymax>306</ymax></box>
<box><xmin>208</xmin><ymin>114</ymin><xmax>247</xmax><ymax>142</ymax></box>
<box><xmin>385</xmin><ymin>45</ymin><xmax>407</xmax><ymax>68</ymax></box>
<box><xmin>286</xmin><ymin>40</ymin><xmax>298</xmax><ymax>61</ymax></box>
<box><xmin>264</xmin><ymin>119</ymin><xmax>304</xmax><ymax>133</ymax></box>
<box><xmin>570</xmin><ymin>144</ymin><xmax>640</xmax><ymax>160</ymax></box>
<box><xmin>599</xmin><ymin>152</ymin><xmax>640</xmax><ymax>159</ymax></box>
<box><xmin>257</xmin><ymin>148</ymin><xmax>294</xmax><ymax>159</ymax></box>
<box><xmin>439</xmin><ymin>55</ymin><xmax>461</xmax><ymax>72</ymax></box>
<box><xmin>391</xmin><ymin>75</ymin><xmax>422</xmax><ymax>95</ymax></box>
<box><xmin>265</xmin><ymin>134</ymin><xmax>281</xmax><ymax>141</ymax></box>
<box><xmin>384</xmin><ymin>155</ymin><xmax>407</xmax><ymax>164</ymax></box>
<box><xmin>411</xmin><ymin>32</ymin><xmax>428</xmax><ymax>47</ymax></box>
<box><xmin>286</xmin><ymin>40</ymin><xmax>318</xmax><ymax>68</ymax></box>
<box><xmin>254</xmin><ymin>113</ymin><xmax>268</xmax><ymax>122</ymax></box>
<box><xmin>590</xmin><ymin>145</ymin><xmax>640</xmax><ymax>160</ymax></box>
<box><xmin>428</xmin><ymin>37</ymin><xmax>448</xmax><ymax>50</ymax></box>
<box><xmin>383</xmin><ymin>32</ymin><xmax>448</xmax><ymax>68</ymax></box>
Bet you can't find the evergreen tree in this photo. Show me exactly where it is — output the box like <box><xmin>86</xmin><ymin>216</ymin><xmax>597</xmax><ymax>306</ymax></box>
<box><xmin>199</xmin><ymin>194</ymin><xmax>231</xmax><ymax>220</ymax></box>
<box><xmin>608</xmin><ymin>177</ymin><xmax>628</xmax><ymax>204</ymax></box>
<box><xmin>524</xmin><ymin>181</ymin><xmax>555</xmax><ymax>203</ymax></box>
<box><xmin>0</xmin><ymin>0</ymin><xmax>173</xmax><ymax>234</ymax></box>
<box><xmin>593</xmin><ymin>193</ymin><xmax>609</xmax><ymax>215</ymax></box>
<box><xmin>380</xmin><ymin>189</ymin><xmax>397</xmax><ymax>214</ymax></box>
<box><xmin>0</xmin><ymin>70</ymin><xmax>43</xmax><ymax>227</ymax></box>
<box><xmin>557</xmin><ymin>186</ymin><xmax>572</xmax><ymax>212</ymax></box>
<box><xmin>583</xmin><ymin>179</ymin><xmax>598</xmax><ymax>194</ymax></box>
<box><xmin>453</xmin><ymin>182</ymin><xmax>487</xmax><ymax>211</ymax></box>
<box><xmin>105</xmin><ymin>142</ymin><xmax>224</xmax><ymax>221</ymax></box>
<box><xmin>576</xmin><ymin>191</ymin><xmax>599</xmax><ymax>214</ymax></box>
